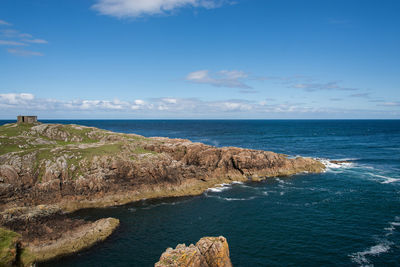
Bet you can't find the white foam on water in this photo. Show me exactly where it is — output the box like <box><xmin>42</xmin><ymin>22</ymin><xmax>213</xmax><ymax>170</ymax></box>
<box><xmin>380</xmin><ymin>177</ymin><xmax>400</xmax><ymax>184</ymax></box>
<box><xmin>384</xmin><ymin>225</ymin><xmax>395</xmax><ymax>234</ymax></box>
<box><xmin>365</xmin><ymin>172</ymin><xmax>400</xmax><ymax>184</ymax></box>
<box><xmin>205</xmin><ymin>194</ymin><xmax>257</xmax><ymax>201</ymax></box>
<box><xmin>206</xmin><ymin>185</ymin><xmax>231</xmax><ymax>193</ymax></box>
<box><xmin>351</xmin><ymin>215</ymin><xmax>400</xmax><ymax>265</ymax></box>
<box><xmin>384</xmin><ymin>216</ymin><xmax>400</xmax><ymax>236</ymax></box>
<box><xmin>206</xmin><ymin>181</ymin><xmax>247</xmax><ymax>193</ymax></box>
<box><xmin>280</xmin><ymin>192</ymin><xmax>285</xmax><ymax>196</ymax></box>
<box><xmin>275</xmin><ymin>178</ymin><xmax>292</xmax><ymax>184</ymax></box>
<box><xmin>318</xmin><ymin>158</ymin><xmax>399</xmax><ymax>185</ymax></box>
<box><xmin>350</xmin><ymin>241</ymin><xmax>393</xmax><ymax>266</ymax></box>
<box><xmin>220</xmin><ymin>196</ymin><xmax>257</xmax><ymax>201</ymax></box>
<box><xmin>319</xmin><ymin>158</ymin><xmax>355</xmax><ymax>171</ymax></box>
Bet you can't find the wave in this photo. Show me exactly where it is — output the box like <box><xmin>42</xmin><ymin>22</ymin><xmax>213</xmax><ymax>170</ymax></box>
<box><xmin>206</xmin><ymin>195</ymin><xmax>257</xmax><ymax>201</ymax></box>
<box><xmin>318</xmin><ymin>157</ymin><xmax>400</xmax><ymax>185</ymax></box>
<box><xmin>206</xmin><ymin>181</ymin><xmax>248</xmax><ymax>193</ymax></box>
<box><xmin>319</xmin><ymin>158</ymin><xmax>355</xmax><ymax>170</ymax></box>
<box><xmin>207</xmin><ymin>186</ymin><xmax>231</xmax><ymax>193</ymax></box>
<box><xmin>350</xmin><ymin>216</ymin><xmax>399</xmax><ymax>266</ymax></box>
<box><xmin>366</xmin><ymin>172</ymin><xmax>400</xmax><ymax>184</ymax></box>
<box><xmin>385</xmin><ymin>217</ymin><xmax>400</xmax><ymax>236</ymax></box>
<box><xmin>350</xmin><ymin>241</ymin><xmax>393</xmax><ymax>266</ymax></box>
<box><xmin>275</xmin><ymin>178</ymin><xmax>292</xmax><ymax>185</ymax></box>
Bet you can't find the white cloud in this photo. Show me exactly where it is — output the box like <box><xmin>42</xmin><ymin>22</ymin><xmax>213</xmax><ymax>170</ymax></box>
<box><xmin>0</xmin><ymin>93</ymin><xmax>35</xmax><ymax>105</ymax></box>
<box><xmin>22</xmin><ymin>38</ymin><xmax>48</xmax><ymax>44</ymax></box>
<box><xmin>0</xmin><ymin>20</ymin><xmax>12</xmax><ymax>26</ymax></box>
<box><xmin>220</xmin><ymin>101</ymin><xmax>252</xmax><ymax>111</ymax></box>
<box><xmin>65</xmin><ymin>99</ymin><xmax>129</xmax><ymax>110</ymax></box>
<box><xmin>92</xmin><ymin>0</ymin><xmax>227</xmax><ymax>18</ymax></box>
<box><xmin>7</xmin><ymin>48</ymin><xmax>44</xmax><ymax>57</ymax></box>
<box><xmin>186</xmin><ymin>70</ymin><xmax>252</xmax><ymax>89</ymax></box>
<box><xmin>0</xmin><ymin>22</ymin><xmax>47</xmax><ymax>56</ymax></box>
<box><xmin>1</xmin><ymin>93</ymin><xmax>398</xmax><ymax>119</ymax></box>
<box><xmin>131</xmin><ymin>99</ymin><xmax>147</xmax><ymax>110</ymax></box>
<box><xmin>19</xmin><ymin>33</ymin><xmax>32</xmax><ymax>38</ymax></box>
<box><xmin>380</xmin><ymin>102</ymin><xmax>400</xmax><ymax>107</ymax></box>
<box><xmin>162</xmin><ymin>98</ymin><xmax>177</xmax><ymax>104</ymax></box>
<box><xmin>134</xmin><ymin>99</ymin><xmax>145</xmax><ymax>105</ymax></box>
<box><xmin>290</xmin><ymin>81</ymin><xmax>358</xmax><ymax>92</ymax></box>
<box><xmin>0</xmin><ymin>40</ymin><xmax>27</xmax><ymax>46</ymax></box>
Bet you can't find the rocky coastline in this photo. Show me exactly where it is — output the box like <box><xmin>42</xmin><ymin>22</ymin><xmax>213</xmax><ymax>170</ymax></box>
<box><xmin>0</xmin><ymin>122</ymin><xmax>325</xmax><ymax>265</ymax></box>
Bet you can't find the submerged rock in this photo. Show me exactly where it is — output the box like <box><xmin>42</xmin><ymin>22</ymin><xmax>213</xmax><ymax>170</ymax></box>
<box><xmin>156</xmin><ymin>236</ymin><xmax>232</xmax><ymax>267</ymax></box>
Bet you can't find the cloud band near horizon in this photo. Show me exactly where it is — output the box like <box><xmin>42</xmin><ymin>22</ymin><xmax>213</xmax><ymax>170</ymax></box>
<box><xmin>0</xmin><ymin>93</ymin><xmax>398</xmax><ymax>119</ymax></box>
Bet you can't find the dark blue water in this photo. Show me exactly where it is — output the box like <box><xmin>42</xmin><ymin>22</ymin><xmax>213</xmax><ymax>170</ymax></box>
<box><xmin>4</xmin><ymin>120</ymin><xmax>399</xmax><ymax>266</ymax></box>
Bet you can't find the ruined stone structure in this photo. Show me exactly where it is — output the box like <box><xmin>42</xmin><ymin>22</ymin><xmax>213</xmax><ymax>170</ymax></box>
<box><xmin>17</xmin><ymin>115</ymin><xmax>37</xmax><ymax>124</ymax></box>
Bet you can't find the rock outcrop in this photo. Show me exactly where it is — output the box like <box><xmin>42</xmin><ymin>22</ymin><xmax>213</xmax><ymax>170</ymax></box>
<box><xmin>25</xmin><ymin>217</ymin><xmax>120</xmax><ymax>264</ymax></box>
<box><xmin>156</xmin><ymin>236</ymin><xmax>232</xmax><ymax>267</ymax></box>
<box><xmin>0</xmin><ymin>123</ymin><xmax>325</xmax><ymax>212</ymax></box>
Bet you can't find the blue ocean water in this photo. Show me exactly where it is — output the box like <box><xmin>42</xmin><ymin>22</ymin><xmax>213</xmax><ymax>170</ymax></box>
<box><xmin>4</xmin><ymin>120</ymin><xmax>399</xmax><ymax>266</ymax></box>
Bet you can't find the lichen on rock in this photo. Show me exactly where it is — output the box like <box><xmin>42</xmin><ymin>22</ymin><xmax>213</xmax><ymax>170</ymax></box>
<box><xmin>156</xmin><ymin>236</ymin><xmax>232</xmax><ymax>267</ymax></box>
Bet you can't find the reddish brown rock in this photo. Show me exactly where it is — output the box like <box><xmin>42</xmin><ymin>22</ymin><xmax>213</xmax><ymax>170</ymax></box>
<box><xmin>155</xmin><ymin>236</ymin><xmax>232</xmax><ymax>267</ymax></box>
<box><xmin>0</xmin><ymin>123</ymin><xmax>325</xmax><ymax>212</ymax></box>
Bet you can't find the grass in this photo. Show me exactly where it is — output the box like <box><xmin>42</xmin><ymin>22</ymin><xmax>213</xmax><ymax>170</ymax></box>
<box><xmin>0</xmin><ymin>122</ymin><xmax>157</xmax><ymax>182</ymax></box>
<box><xmin>0</xmin><ymin>123</ymin><xmax>34</xmax><ymax>137</ymax></box>
<box><xmin>61</xmin><ymin>125</ymin><xmax>99</xmax><ymax>143</ymax></box>
<box><xmin>0</xmin><ymin>228</ymin><xmax>20</xmax><ymax>266</ymax></box>
<box><xmin>132</xmin><ymin>147</ymin><xmax>156</xmax><ymax>155</ymax></box>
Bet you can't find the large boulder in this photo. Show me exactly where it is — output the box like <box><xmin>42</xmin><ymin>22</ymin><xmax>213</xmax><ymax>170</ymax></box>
<box><xmin>155</xmin><ymin>236</ymin><xmax>232</xmax><ymax>267</ymax></box>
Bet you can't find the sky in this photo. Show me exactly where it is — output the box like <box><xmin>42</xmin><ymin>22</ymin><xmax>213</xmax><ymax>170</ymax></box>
<box><xmin>0</xmin><ymin>0</ymin><xmax>399</xmax><ymax>119</ymax></box>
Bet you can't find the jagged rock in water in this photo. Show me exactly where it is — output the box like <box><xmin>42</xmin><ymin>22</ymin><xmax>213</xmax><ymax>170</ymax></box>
<box><xmin>155</xmin><ymin>236</ymin><xmax>232</xmax><ymax>267</ymax></box>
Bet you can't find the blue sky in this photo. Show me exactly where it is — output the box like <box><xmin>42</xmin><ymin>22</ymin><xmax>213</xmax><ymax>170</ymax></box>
<box><xmin>0</xmin><ymin>0</ymin><xmax>399</xmax><ymax>119</ymax></box>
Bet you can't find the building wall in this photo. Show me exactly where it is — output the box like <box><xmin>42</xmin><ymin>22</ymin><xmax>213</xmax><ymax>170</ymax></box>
<box><xmin>17</xmin><ymin>116</ymin><xmax>37</xmax><ymax>124</ymax></box>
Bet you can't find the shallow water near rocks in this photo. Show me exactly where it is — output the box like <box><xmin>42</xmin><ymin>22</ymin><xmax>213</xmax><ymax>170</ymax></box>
<box><xmin>13</xmin><ymin>119</ymin><xmax>398</xmax><ymax>267</ymax></box>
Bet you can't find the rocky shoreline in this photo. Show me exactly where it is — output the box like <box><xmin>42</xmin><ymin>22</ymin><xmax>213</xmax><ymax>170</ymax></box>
<box><xmin>0</xmin><ymin>122</ymin><xmax>325</xmax><ymax>265</ymax></box>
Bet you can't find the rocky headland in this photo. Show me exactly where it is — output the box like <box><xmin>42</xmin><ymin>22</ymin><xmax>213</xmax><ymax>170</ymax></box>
<box><xmin>0</xmin><ymin>122</ymin><xmax>325</xmax><ymax>265</ymax></box>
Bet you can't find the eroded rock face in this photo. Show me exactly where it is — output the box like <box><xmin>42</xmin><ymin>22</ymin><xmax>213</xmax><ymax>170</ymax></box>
<box><xmin>156</xmin><ymin>236</ymin><xmax>232</xmax><ymax>267</ymax></box>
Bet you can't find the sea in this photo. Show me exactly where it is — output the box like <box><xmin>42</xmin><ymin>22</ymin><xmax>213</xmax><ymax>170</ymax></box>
<box><xmin>3</xmin><ymin>120</ymin><xmax>399</xmax><ymax>267</ymax></box>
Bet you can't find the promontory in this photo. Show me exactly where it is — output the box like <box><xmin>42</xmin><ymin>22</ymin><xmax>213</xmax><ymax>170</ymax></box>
<box><xmin>0</xmin><ymin>122</ymin><xmax>325</xmax><ymax>266</ymax></box>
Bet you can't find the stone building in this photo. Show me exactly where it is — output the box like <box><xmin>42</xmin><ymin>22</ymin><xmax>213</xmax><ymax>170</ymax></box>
<box><xmin>17</xmin><ymin>115</ymin><xmax>37</xmax><ymax>124</ymax></box>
